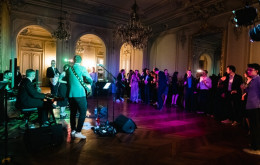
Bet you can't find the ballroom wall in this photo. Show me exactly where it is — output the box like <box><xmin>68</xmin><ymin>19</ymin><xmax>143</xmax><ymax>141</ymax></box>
<box><xmin>1</xmin><ymin>0</ymin><xmax>260</xmax><ymax>82</ymax></box>
<box><xmin>150</xmin><ymin>33</ymin><xmax>177</xmax><ymax>74</ymax></box>
<box><xmin>149</xmin><ymin>9</ymin><xmax>260</xmax><ymax>77</ymax></box>
<box><xmin>226</xmin><ymin>22</ymin><xmax>250</xmax><ymax>75</ymax></box>
<box><xmin>0</xmin><ymin>1</ymin><xmax>11</xmax><ymax>73</ymax></box>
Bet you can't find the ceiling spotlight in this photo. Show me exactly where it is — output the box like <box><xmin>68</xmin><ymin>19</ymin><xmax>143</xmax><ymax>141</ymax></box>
<box><xmin>249</xmin><ymin>25</ymin><xmax>260</xmax><ymax>42</ymax></box>
<box><xmin>233</xmin><ymin>6</ymin><xmax>257</xmax><ymax>27</ymax></box>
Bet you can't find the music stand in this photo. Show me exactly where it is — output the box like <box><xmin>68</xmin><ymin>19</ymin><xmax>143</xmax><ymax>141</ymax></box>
<box><xmin>103</xmin><ymin>83</ymin><xmax>111</xmax><ymax>123</ymax></box>
<box><xmin>93</xmin><ymin>83</ymin><xmax>111</xmax><ymax>120</ymax></box>
<box><xmin>103</xmin><ymin>82</ymin><xmax>111</xmax><ymax>90</ymax></box>
<box><xmin>91</xmin><ymin>81</ymin><xmax>118</xmax><ymax>136</ymax></box>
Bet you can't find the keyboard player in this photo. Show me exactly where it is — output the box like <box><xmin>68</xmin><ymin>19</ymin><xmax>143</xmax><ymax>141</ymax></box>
<box><xmin>15</xmin><ymin>69</ymin><xmax>55</xmax><ymax>127</ymax></box>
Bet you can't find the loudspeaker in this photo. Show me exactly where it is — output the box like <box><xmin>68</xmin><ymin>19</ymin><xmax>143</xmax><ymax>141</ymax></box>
<box><xmin>23</xmin><ymin>124</ymin><xmax>64</xmax><ymax>151</ymax></box>
<box><xmin>114</xmin><ymin>115</ymin><xmax>137</xmax><ymax>134</ymax></box>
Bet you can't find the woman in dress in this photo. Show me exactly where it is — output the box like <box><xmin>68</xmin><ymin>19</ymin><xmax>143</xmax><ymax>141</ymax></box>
<box><xmin>130</xmin><ymin>70</ymin><xmax>140</xmax><ymax>103</ymax></box>
<box><xmin>57</xmin><ymin>64</ymin><xmax>70</xmax><ymax>119</ymax></box>
<box><xmin>171</xmin><ymin>72</ymin><xmax>179</xmax><ymax>107</ymax></box>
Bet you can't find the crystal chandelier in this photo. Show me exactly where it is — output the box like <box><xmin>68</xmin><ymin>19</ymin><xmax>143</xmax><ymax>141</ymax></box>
<box><xmin>52</xmin><ymin>0</ymin><xmax>71</xmax><ymax>40</ymax></box>
<box><xmin>76</xmin><ymin>40</ymin><xmax>84</xmax><ymax>54</ymax></box>
<box><xmin>116</xmin><ymin>0</ymin><xmax>152</xmax><ymax>49</ymax></box>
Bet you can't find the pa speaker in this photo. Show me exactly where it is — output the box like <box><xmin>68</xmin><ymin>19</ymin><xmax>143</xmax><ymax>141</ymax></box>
<box><xmin>250</xmin><ymin>24</ymin><xmax>260</xmax><ymax>41</ymax></box>
<box><xmin>114</xmin><ymin>115</ymin><xmax>137</xmax><ymax>134</ymax></box>
<box><xmin>23</xmin><ymin>124</ymin><xmax>64</xmax><ymax>151</ymax></box>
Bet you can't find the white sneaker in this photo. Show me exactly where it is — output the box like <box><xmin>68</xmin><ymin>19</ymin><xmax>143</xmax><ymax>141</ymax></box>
<box><xmin>71</xmin><ymin>130</ymin><xmax>76</xmax><ymax>137</ymax></box>
<box><xmin>116</xmin><ymin>99</ymin><xmax>120</xmax><ymax>103</ymax></box>
<box><xmin>75</xmin><ymin>132</ymin><xmax>86</xmax><ymax>139</ymax></box>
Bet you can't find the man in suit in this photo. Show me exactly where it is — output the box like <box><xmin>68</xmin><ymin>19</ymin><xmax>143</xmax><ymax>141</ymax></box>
<box><xmin>16</xmin><ymin>69</ymin><xmax>52</xmax><ymax>126</ymax></box>
<box><xmin>46</xmin><ymin>60</ymin><xmax>60</xmax><ymax>96</ymax></box>
<box><xmin>116</xmin><ymin>69</ymin><xmax>126</xmax><ymax>103</ymax></box>
<box><xmin>66</xmin><ymin>55</ymin><xmax>93</xmax><ymax>139</ymax></box>
<box><xmin>243</xmin><ymin>63</ymin><xmax>260</xmax><ymax>155</ymax></box>
<box><xmin>221</xmin><ymin>65</ymin><xmax>243</xmax><ymax>125</ymax></box>
<box><xmin>184</xmin><ymin>70</ymin><xmax>197</xmax><ymax>112</ymax></box>
<box><xmin>154</xmin><ymin>68</ymin><xmax>167</xmax><ymax>110</ymax></box>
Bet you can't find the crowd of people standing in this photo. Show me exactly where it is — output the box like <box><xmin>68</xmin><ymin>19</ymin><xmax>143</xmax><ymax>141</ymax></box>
<box><xmin>2</xmin><ymin>56</ymin><xmax>258</xmax><ymax>154</ymax></box>
<box><xmin>116</xmin><ymin>64</ymin><xmax>260</xmax><ymax>155</ymax></box>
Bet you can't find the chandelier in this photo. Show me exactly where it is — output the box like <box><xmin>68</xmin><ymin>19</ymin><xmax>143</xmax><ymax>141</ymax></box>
<box><xmin>76</xmin><ymin>40</ymin><xmax>84</xmax><ymax>54</ymax></box>
<box><xmin>52</xmin><ymin>0</ymin><xmax>71</xmax><ymax>40</ymax></box>
<box><xmin>116</xmin><ymin>1</ymin><xmax>152</xmax><ymax>49</ymax></box>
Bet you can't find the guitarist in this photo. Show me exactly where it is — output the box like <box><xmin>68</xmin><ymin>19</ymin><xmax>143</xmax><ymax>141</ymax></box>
<box><xmin>66</xmin><ymin>55</ymin><xmax>93</xmax><ymax>139</ymax></box>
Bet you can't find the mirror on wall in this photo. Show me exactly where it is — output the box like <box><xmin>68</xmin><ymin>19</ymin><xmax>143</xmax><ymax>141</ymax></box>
<box><xmin>191</xmin><ymin>31</ymin><xmax>223</xmax><ymax>77</ymax></box>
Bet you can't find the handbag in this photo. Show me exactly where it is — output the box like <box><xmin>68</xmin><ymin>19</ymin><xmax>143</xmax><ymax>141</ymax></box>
<box><xmin>71</xmin><ymin>66</ymin><xmax>92</xmax><ymax>97</ymax></box>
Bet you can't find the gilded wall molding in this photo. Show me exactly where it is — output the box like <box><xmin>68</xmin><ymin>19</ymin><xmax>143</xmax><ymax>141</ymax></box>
<box><xmin>191</xmin><ymin>1</ymin><xmax>225</xmax><ymax>26</ymax></box>
<box><xmin>8</xmin><ymin>0</ymin><xmax>25</xmax><ymax>10</ymax></box>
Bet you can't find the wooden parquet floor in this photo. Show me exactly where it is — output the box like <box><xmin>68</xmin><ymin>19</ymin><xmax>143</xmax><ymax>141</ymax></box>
<box><xmin>1</xmin><ymin>91</ymin><xmax>260</xmax><ymax>165</ymax></box>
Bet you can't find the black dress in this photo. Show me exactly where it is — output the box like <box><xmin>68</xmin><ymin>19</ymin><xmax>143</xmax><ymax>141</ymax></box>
<box><xmin>57</xmin><ymin>73</ymin><xmax>68</xmax><ymax>107</ymax></box>
<box><xmin>172</xmin><ymin>77</ymin><xmax>179</xmax><ymax>95</ymax></box>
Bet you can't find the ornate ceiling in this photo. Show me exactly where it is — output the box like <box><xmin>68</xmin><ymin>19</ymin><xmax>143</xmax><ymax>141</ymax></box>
<box><xmin>9</xmin><ymin>0</ymin><xmax>256</xmax><ymax>33</ymax></box>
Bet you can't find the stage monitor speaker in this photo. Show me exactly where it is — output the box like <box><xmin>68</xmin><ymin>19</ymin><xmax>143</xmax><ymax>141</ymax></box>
<box><xmin>114</xmin><ymin>115</ymin><xmax>137</xmax><ymax>134</ymax></box>
<box><xmin>23</xmin><ymin>124</ymin><xmax>64</xmax><ymax>152</ymax></box>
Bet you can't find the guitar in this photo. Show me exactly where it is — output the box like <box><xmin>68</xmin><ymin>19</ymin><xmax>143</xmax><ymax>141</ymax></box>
<box><xmin>82</xmin><ymin>83</ymin><xmax>92</xmax><ymax>97</ymax></box>
<box><xmin>71</xmin><ymin>66</ymin><xmax>92</xmax><ymax>97</ymax></box>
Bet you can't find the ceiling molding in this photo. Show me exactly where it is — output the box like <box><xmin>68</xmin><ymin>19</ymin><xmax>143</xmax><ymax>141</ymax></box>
<box><xmin>9</xmin><ymin>0</ymin><xmax>249</xmax><ymax>33</ymax></box>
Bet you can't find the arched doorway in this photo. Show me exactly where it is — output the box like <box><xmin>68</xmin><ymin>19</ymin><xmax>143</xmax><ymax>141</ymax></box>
<box><xmin>17</xmin><ymin>25</ymin><xmax>56</xmax><ymax>86</ymax></box>
<box><xmin>120</xmin><ymin>44</ymin><xmax>143</xmax><ymax>74</ymax></box>
<box><xmin>191</xmin><ymin>31</ymin><xmax>222</xmax><ymax>76</ymax></box>
<box><xmin>75</xmin><ymin>34</ymin><xmax>106</xmax><ymax>80</ymax></box>
<box><xmin>199</xmin><ymin>54</ymin><xmax>212</xmax><ymax>73</ymax></box>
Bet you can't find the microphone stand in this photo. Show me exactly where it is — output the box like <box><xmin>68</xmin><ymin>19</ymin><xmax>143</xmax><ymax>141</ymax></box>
<box><xmin>97</xmin><ymin>64</ymin><xmax>117</xmax><ymax>135</ymax></box>
<box><xmin>97</xmin><ymin>64</ymin><xmax>125</xmax><ymax>87</ymax></box>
